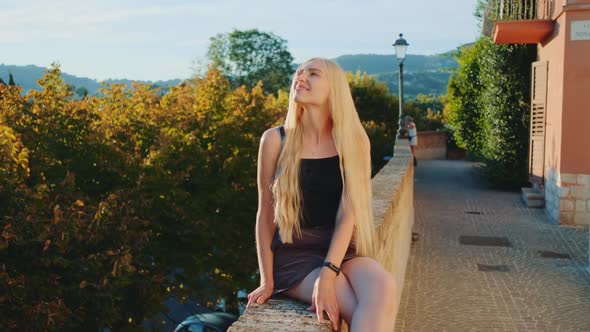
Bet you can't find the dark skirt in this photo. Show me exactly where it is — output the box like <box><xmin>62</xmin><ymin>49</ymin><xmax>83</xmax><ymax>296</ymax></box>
<box><xmin>271</xmin><ymin>225</ymin><xmax>357</xmax><ymax>294</ymax></box>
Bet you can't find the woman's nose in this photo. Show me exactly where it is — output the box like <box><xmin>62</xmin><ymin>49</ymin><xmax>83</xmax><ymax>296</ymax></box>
<box><xmin>296</xmin><ymin>71</ymin><xmax>308</xmax><ymax>81</ymax></box>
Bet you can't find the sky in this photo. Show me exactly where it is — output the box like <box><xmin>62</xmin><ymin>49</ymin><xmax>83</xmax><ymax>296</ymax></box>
<box><xmin>1</xmin><ymin>0</ymin><xmax>481</xmax><ymax>81</ymax></box>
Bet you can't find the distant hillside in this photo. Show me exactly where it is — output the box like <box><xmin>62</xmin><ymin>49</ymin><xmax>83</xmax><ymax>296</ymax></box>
<box><xmin>1</xmin><ymin>48</ymin><xmax>464</xmax><ymax>99</ymax></box>
<box><xmin>332</xmin><ymin>53</ymin><xmax>458</xmax><ymax>75</ymax></box>
<box><xmin>0</xmin><ymin>64</ymin><xmax>182</xmax><ymax>97</ymax></box>
<box><xmin>331</xmin><ymin>53</ymin><xmax>459</xmax><ymax>98</ymax></box>
<box><xmin>0</xmin><ymin>64</ymin><xmax>102</xmax><ymax>95</ymax></box>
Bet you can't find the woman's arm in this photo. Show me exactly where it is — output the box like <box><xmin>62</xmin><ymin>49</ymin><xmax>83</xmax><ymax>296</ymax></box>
<box><xmin>247</xmin><ymin>128</ymin><xmax>281</xmax><ymax>307</ymax></box>
<box><xmin>324</xmin><ymin>184</ymin><xmax>355</xmax><ymax>271</ymax></box>
<box><xmin>325</xmin><ymin>135</ymin><xmax>369</xmax><ymax>269</ymax></box>
<box><xmin>308</xmin><ymin>182</ymin><xmax>355</xmax><ymax>327</ymax></box>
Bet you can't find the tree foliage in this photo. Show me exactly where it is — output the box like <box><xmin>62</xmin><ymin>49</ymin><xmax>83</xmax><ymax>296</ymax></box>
<box><xmin>446</xmin><ymin>37</ymin><xmax>536</xmax><ymax>189</ymax></box>
<box><xmin>0</xmin><ymin>63</ymin><xmax>284</xmax><ymax>331</ymax></box>
<box><xmin>8</xmin><ymin>73</ymin><xmax>15</xmax><ymax>86</ymax></box>
<box><xmin>403</xmin><ymin>94</ymin><xmax>447</xmax><ymax>132</ymax></box>
<box><xmin>347</xmin><ymin>70</ymin><xmax>399</xmax><ymax>175</ymax></box>
<box><xmin>207</xmin><ymin>29</ymin><xmax>294</xmax><ymax>94</ymax></box>
<box><xmin>446</xmin><ymin>41</ymin><xmax>487</xmax><ymax>153</ymax></box>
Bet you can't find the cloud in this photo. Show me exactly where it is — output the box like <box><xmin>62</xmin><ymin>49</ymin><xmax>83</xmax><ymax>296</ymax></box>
<box><xmin>0</xmin><ymin>0</ymin><xmax>206</xmax><ymax>43</ymax></box>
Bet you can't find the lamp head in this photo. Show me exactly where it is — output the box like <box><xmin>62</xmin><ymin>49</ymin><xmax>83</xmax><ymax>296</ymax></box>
<box><xmin>393</xmin><ymin>33</ymin><xmax>409</xmax><ymax>63</ymax></box>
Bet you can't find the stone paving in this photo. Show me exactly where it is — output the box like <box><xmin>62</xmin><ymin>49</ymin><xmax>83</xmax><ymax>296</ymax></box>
<box><xmin>395</xmin><ymin>160</ymin><xmax>590</xmax><ymax>332</ymax></box>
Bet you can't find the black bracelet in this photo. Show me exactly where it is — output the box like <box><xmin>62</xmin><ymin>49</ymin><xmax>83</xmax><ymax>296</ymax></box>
<box><xmin>322</xmin><ymin>261</ymin><xmax>341</xmax><ymax>276</ymax></box>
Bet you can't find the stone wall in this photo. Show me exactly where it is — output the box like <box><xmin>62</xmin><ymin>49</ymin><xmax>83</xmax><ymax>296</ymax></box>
<box><xmin>545</xmin><ymin>168</ymin><xmax>590</xmax><ymax>226</ymax></box>
<box><xmin>414</xmin><ymin>131</ymin><xmax>447</xmax><ymax>160</ymax></box>
<box><xmin>228</xmin><ymin>140</ymin><xmax>415</xmax><ymax>331</ymax></box>
<box><xmin>372</xmin><ymin>140</ymin><xmax>415</xmax><ymax>306</ymax></box>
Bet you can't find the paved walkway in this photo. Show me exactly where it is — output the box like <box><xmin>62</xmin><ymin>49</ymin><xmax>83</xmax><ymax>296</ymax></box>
<box><xmin>395</xmin><ymin>160</ymin><xmax>590</xmax><ymax>332</ymax></box>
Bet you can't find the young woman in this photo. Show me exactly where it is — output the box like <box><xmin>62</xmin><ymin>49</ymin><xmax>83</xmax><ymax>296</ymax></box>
<box><xmin>405</xmin><ymin>116</ymin><xmax>418</xmax><ymax>167</ymax></box>
<box><xmin>246</xmin><ymin>58</ymin><xmax>398</xmax><ymax>331</ymax></box>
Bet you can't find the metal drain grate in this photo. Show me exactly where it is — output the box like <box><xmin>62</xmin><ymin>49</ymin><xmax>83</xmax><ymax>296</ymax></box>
<box><xmin>465</xmin><ymin>211</ymin><xmax>484</xmax><ymax>215</ymax></box>
<box><xmin>459</xmin><ymin>235</ymin><xmax>512</xmax><ymax>247</ymax></box>
<box><xmin>538</xmin><ymin>250</ymin><xmax>571</xmax><ymax>259</ymax></box>
<box><xmin>477</xmin><ymin>264</ymin><xmax>510</xmax><ymax>272</ymax></box>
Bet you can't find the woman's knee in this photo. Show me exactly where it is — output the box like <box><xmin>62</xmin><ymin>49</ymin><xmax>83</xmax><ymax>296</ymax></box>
<box><xmin>342</xmin><ymin>258</ymin><xmax>397</xmax><ymax>308</ymax></box>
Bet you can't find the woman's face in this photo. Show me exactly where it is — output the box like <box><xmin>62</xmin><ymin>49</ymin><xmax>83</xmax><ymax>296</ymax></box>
<box><xmin>293</xmin><ymin>59</ymin><xmax>330</xmax><ymax>107</ymax></box>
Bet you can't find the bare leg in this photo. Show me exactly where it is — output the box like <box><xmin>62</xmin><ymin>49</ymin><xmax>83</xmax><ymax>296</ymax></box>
<box><xmin>341</xmin><ymin>257</ymin><xmax>398</xmax><ymax>332</ymax></box>
<box><xmin>285</xmin><ymin>267</ymin><xmax>358</xmax><ymax>326</ymax></box>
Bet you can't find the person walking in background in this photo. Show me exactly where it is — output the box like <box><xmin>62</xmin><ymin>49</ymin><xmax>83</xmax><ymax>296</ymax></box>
<box><xmin>246</xmin><ymin>58</ymin><xmax>398</xmax><ymax>331</ymax></box>
<box><xmin>406</xmin><ymin>116</ymin><xmax>418</xmax><ymax>167</ymax></box>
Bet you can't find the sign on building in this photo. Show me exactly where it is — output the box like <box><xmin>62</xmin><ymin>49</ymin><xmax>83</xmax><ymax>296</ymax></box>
<box><xmin>571</xmin><ymin>20</ymin><xmax>590</xmax><ymax>41</ymax></box>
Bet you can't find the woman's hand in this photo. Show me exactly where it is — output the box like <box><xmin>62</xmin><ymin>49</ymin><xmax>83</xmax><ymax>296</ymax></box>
<box><xmin>307</xmin><ymin>269</ymin><xmax>340</xmax><ymax>331</ymax></box>
<box><xmin>246</xmin><ymin>282</ymin><xmax>274</xmax><ymax>309</ymax></box>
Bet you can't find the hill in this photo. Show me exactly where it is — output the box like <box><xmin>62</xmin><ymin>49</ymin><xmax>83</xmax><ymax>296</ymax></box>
<box><xmin>0</xmin><ymin>64</ymin><xmax>181</xmax><ymax>97</ymax></box>
<box><xmin>1</xmin><ymin>48</ymin><xmax>463</xmax><ymax>99</ymax></box>
<box><xmin>331</xmin><ymin>53</ymin><xmax>459</xmax><ymax>98</ymax></box>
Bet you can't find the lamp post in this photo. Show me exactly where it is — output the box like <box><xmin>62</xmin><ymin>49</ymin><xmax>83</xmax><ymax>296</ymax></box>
<box><xmin>393</xmin><ymin>33</ymin><xmax>409</xmax><ymax>138</ymax></box>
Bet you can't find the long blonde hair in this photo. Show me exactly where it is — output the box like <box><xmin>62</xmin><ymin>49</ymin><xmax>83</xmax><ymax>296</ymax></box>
<box><xmin>271</xmin><ymin>58</ymin><xmax>375</xmax><ymax>257</ymax></box>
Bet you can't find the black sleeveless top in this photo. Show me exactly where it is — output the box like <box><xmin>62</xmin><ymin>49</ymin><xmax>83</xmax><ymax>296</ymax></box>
<box><xmin>300</xmin><ymin>155</ymin><xmax>343</xmax><ymax>228</ymax></box>
<box><xmin>277</xmin><ymin>126</ymin><xmax>343</xmax><ymax>228</ymax></box>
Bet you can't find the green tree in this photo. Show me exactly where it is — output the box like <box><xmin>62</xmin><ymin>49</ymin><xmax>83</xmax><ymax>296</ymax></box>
<box><xmin>446</xmin><ymin>37</ymin><xmax>536</xmax><ymax>188</ymax></box>
<box><xmin>477</xmin><ymin>38</ymin><xmax>536</xmax><ymax>188</ymax></box>
<box><xmin>446</xmin><ymin>41</ymin><xmax>486</xmax><ymax>153</ymax></box>
<box><xmin>403</xmin><ymin>94</ymin><xmax>447</xmax><ymax>132</ymax></box>
<box><xmin>75</xmin><ymin>86</ymin><xmax>89</xmax><ymax>98</ymax></box>
<box><xmin>347</xmin><ymin>70</ymin><xmax>399</xmax><ymax>175</ymax></box>
<box><xmin>8</xmin><ymin>73</ymin><xmax>15</xmax><ymax>86</ymax></box>
<box><xmin>0</xmin><ymin>63</ymin><xmax>288</xmax><ymax>331</ymax></box>
<box><xmin>474</xmin><ymin>0</ymin><xmax>489</xmax><ymax>26</ymax></box>
<box><xmin>207</xmin><ymin>29</ymin><xmax>294</xmax><ymax>94</ymax></box>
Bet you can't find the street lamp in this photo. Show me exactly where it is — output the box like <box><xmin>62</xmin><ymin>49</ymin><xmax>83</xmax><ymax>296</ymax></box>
<box><xmin>393</xmin><ymin>33</ymin><xmax>409</xmax><ymax>138</ymax></box>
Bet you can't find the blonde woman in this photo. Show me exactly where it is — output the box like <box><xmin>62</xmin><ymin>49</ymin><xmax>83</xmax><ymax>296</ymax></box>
<box><xmin>405</xmin><ymin>116</ymin><xmax>418</xmax><ymax>166</ymax></box>
<box><xmin>246</xmin><ymin>58</ymin><xmax>398</xmax><ymax>331</ymax></box>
